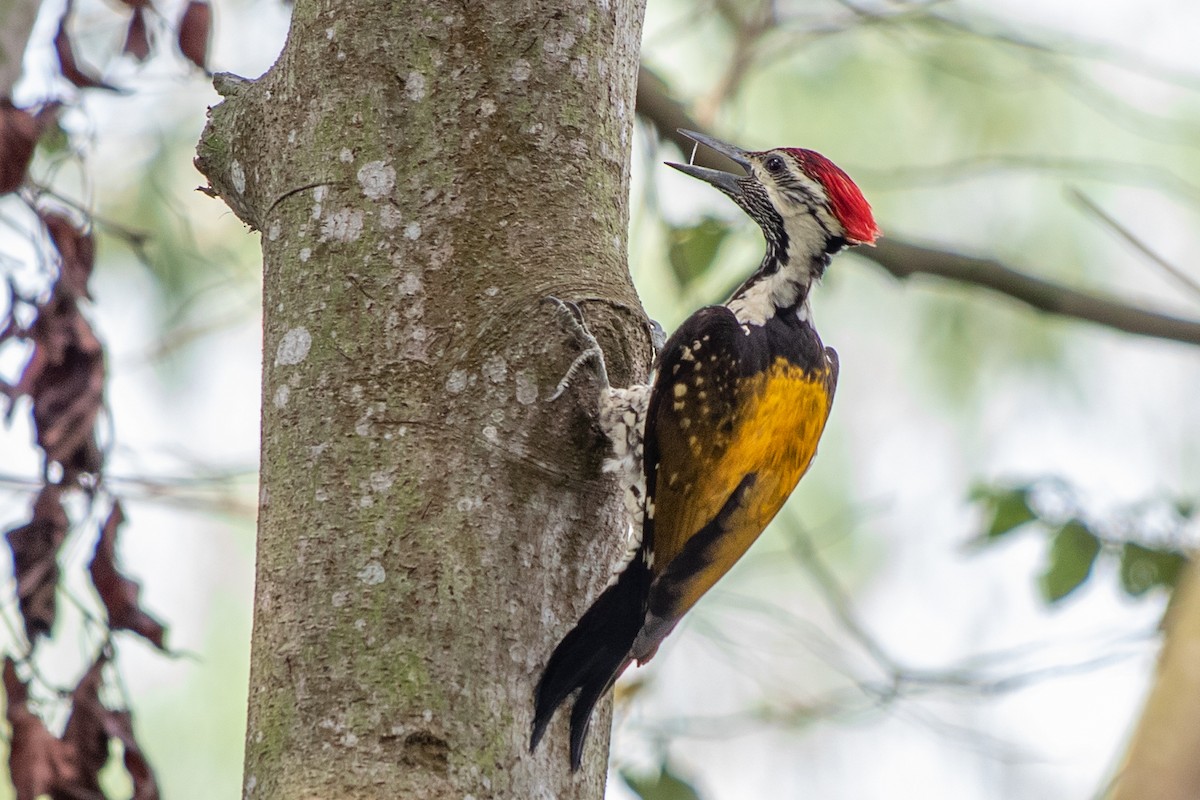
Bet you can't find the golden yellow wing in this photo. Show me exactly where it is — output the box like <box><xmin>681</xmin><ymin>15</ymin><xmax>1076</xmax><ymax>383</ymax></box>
<box><xmin>642</xmin><ymin>306</ymin><xmax>837</xmax><ymax>627</ymax></box>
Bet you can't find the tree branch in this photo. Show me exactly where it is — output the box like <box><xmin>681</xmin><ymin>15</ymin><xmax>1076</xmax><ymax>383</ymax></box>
<box><xmin>1104</xmin><ymin>558</ymin><xmax>1200</xmax><ymax>800</ymax></box>
<box><xmin>634</xmin><ymin>64</ymin><xmax>1200</xmax><ymax>348</ymax></box>
<box><xmin>1071</xmin><ymin>188</ymin><xmax>1200</xmax><ymax>302</ymax></box>
<box><xmin>861</xmin><ymin>239</ymin><xmax>1200</xmax><ymax>346</ymax></box>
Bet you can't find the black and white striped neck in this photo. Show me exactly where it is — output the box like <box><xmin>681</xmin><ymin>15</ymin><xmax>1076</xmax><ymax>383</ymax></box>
<box><xmin>725</xmin><ymin>234</ymin><xmax>834</xmax><ymax>328</ymax></box>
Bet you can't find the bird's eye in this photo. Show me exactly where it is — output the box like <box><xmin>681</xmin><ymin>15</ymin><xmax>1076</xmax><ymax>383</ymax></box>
<box><xmin>764</xmin><ymin>155</ymin><xmax>787</xmax><ymax>175</ymax></box>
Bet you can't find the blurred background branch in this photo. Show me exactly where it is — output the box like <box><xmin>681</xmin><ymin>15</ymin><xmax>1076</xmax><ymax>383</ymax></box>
<box><xmin>1071</xmin><ymin>189</ymin><xmax>1200</xmax><ymax>302</ymax></box>
<box><xmin>863</xmin><ymin>239</ymin><xmax>1200</xmax><ymax>346</ymax></box>
<box><xmin>635</xmin><ymin>63</ymin><xmax>1200</xmax><ymax>347</ymax></box>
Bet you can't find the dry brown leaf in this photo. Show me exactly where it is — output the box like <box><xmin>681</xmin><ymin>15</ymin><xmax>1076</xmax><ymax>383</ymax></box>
<box><xmin>7</xmin><ymin>654</ymin><xmax>161</xmax><ymax>800</ymax></box>
<box><xmin>41</xmin><ymin>211</ymin><xmax>95</xmax><ymax>301</ymax></box>
<box><xmin>105</xmin><ymin>709</ymin><xmax>161</xmax><ymax>800</ymax></box>
<box><xmin>54</xmin><ymin>7</ymin><xmax>121</xmax><ymax>92</ymax></box>
<box><xmin>177</xmin><ymin>0</ymin><xmax>211</xmax><ymax>72</ymax></box>
<box><xmin>0</xmin><ymin>102</ymin><xmax>39</xmax><ymax>194</ymax></box>
<box><xmin>123</xmin><ymin>8</ymin><xmax>151</xmax><ymax>61</ymax></box>
<box><xmin>3</xmin><ymin>243</ymin><xmax>105</xmax><ymax>479</ymax></box>
<box><xmin>4</xmin><ymin>659</ymin><xmax>77</xmax><ymax>800</ymax></box>
<box><xmin>20</xmin><ymin>297</ymin><xmax>105</xmax><ymax>480</ymax></box>
<box><xmin>89</xmin><ymin>502</ymin><xmax>168</xmax><ymax>649</ymax></box>
<box><xmin>54</xmin><ymin>655</ymin><xmax>108</xmax><ymax>800</ymax></box>
<box><xmin>4</xmin><ymin>486</ymin><xmax>70</xmax><ymax>642</ymax></box>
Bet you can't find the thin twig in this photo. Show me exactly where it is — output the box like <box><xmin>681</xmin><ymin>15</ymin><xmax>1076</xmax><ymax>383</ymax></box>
<box><xmin>30</xmin><ymin>185</ymin><xmax>154</xmax><ymax>263</ymax></box>
<box><xmin>1070</xmin><ymin>188</ymin><xmax>1200</xmax><ymax>302</ymax></box>
<box><xmin>696</xmin><ymin>0</ymin><xmax>775</xmax><ymax>126</ymax></box>
<box><xmin>786</xmin><ymin>525</ymin><xmax>900</xmax><ymax>674</ymax></box>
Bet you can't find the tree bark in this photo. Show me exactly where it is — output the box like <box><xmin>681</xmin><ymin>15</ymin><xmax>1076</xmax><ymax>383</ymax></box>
<box><xmin>1105</xmin><ymin>558</ymin><xmax>1200</xmax><ymax>800</ymax></box>
<box><xmin>196</xmin><ymin>1</ymin><xmax>648</xmax><ymax>797</ymax></box>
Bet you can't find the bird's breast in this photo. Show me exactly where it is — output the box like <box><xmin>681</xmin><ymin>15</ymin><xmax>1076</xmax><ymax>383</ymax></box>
<box><xmin>686</xmin><ymin>355</ymin><xmax>832</xmax><ymax>550</ymax></box>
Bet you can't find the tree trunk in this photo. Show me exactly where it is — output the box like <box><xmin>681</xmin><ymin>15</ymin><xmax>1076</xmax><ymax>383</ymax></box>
<box><xmin>1105</xmin><ymin>558</ymin><xmax>1200</xmax><ymax>800</ymax></box>
<box><xmin>195</xmin><ymin>1</ymin><xmax>648</xmax><ymax>797</ymax></box>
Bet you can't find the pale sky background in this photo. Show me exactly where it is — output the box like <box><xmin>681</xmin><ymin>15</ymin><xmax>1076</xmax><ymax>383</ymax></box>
<box><xmin>2</xmin><ymin>0</ymin><xmax>1199</xmax><ymax>798</ymax></box>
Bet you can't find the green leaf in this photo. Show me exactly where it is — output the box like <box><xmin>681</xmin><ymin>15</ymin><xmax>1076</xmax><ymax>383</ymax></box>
<box><xmin>35</xmin><ymin>119</ymin><xmax>70</xmax><ymax>158</ymax></box>
<box><xmin>1119</xmin><ymin>542</ymin><xmax>1187</xmax><ymax>598</ymax></box>
<box><xmin>667</xmin><ymin>217</ymin><xmax>730</xmax><ymax>290</ymax></box>
<box><xmin>1038</xmin><ymin>520</ymin><xmax>1101</xmax><ymax>603</ymax></box>
<box><xmin>1174</xmin><ymin>499</ymin><xmax>1196</xmax><ymax>520</ymax></box>
<box><xmin>974</xmin><ymin>485</ymin><xmax>1038</xmax><ymax>542</ymax></box>
<box><xmin>622</xmin><ymin>763</ymin><xmax>704</xmax><ymax>800</ymax></box>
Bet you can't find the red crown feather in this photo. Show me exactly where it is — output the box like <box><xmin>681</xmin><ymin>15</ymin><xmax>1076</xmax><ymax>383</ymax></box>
<box><xmin>784</xmin><ymin>148</ymin><xmax>879</xmax><ymax>245</ymax></box>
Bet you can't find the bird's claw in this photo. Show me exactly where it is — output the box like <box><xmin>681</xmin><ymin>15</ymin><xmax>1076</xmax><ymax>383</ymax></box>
<box><xmin>545</xmin><ymin>296</ymin><xmax>610</xmax><ymax>401</ymax></box>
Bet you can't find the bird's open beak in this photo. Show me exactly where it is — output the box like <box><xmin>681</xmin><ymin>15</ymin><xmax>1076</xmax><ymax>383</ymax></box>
<box><xmin>666</xmin><ymin>129</ymin><xmax>751</xmax><ymax>197</ymax></box>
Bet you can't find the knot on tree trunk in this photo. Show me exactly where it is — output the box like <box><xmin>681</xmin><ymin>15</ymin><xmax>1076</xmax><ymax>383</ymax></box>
<box><xmin>195</xmin><ymin>72</ymin><xmax>266</xmax><ymax>230</ymax></box>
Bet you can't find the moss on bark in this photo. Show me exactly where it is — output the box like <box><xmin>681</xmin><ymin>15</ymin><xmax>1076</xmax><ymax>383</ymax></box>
<box><xmin>197</xmin><ymin>0</ymin><xmax>649</xmax><ymax>797</ymax></box>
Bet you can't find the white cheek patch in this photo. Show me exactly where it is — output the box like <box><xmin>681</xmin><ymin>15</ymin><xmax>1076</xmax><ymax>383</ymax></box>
<box><xmin>763</xmin><ymin>174</ymin><xmax>842</xmax><ymax>247</ymax></box>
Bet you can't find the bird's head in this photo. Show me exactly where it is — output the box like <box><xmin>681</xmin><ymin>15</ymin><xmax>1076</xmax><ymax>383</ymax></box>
<box><xmin>668</xmin><ymin>130</ymin><xmax>879</xmax><ymax>258</ymax></box>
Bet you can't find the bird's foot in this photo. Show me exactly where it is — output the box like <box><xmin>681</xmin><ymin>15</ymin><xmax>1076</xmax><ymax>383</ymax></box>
<box><xmin>545</xmin><ymin>296</ymin><xmax>610</xmax><ymax>401</ymax></box>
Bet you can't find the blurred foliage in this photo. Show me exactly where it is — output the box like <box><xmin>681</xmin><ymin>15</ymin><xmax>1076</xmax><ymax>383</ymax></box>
<box><xmin>631</xmin><ymin>2</ymin><xmax>1200</xmax><ymax>793</ymax></box>
<box><xmin>1040</xmin><ymin>519</ymin><xmax>1102</xmax><ymax>603</ymax></box>
<box><xmin>35</xmin><ymin>118</ymin><xmax>72</xmax><ymax>159</ymax></box>
<box><xmin>23</xmin><ymin>101</ymin><xmax>261</xmax><ymax>366</ymax></box>
<box><xmin>1119</xmin><ymin>541</ymin><xmax>1187</xmax><ymax>598</ymax></box>
<box><xmin>645</xmin><ymin>0</ymin><xmax>1200</xmax><ymax>401</ymax></box>
<box><xmin>974</xmin><ymin>484</ymin><xmax>1038</xmax><ymax>541</ymax></box>
<box><xmin>622</xmin><ymin>762</ymin><xmax>705</xmax><ymax>800</ymax></box>
<box><xmin>98</xmin><ymin>129</ymin><xmax>261</xmax><ymax>296</ymax></box>
<box><xmin>973</xmin><ymin>481</ymin><xmax>1192</xmax><ymax>604</ymax></box>
<box><xmin>667</xmin><ymin>216</ymin><xmax>731</xmax><ymax>291</ymax></box>
<box><xmin>1</xmin><ymin>2</ymin><xmax>267</xmax><ymax>797</ymax></box>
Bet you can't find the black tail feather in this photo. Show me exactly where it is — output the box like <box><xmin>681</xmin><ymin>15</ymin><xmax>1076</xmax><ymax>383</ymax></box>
<box><xmin>531</xmin><ymin>555</ymin><xmax>652</xmax><ymax>770</ymax></box>
<box><xmin>568</xmin><ymin>667</ymin><xmax>615</xmax><ymax>770</ymax></box>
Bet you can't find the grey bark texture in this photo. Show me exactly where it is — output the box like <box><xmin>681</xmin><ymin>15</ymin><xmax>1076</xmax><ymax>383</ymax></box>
<box><xmin>195</xmin><ymin>0</ymin><xmax>649</xmax><ymax>797</ymax></box>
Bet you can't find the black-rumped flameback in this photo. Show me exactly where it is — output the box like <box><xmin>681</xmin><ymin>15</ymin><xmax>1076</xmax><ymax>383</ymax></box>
<box><xmin>531</xmin><ymin>130</ymin><xmax>880</xmax><ymax>770</ymax></box>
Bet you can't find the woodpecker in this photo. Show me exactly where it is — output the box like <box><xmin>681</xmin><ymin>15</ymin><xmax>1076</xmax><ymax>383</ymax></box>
<box><xmin>532</xmin><ymin>130</ymin><xmax>879</xmax><ymax>769</ymax></box>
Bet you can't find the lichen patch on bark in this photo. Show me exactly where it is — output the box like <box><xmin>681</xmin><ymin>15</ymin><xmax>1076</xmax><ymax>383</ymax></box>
<box><xmin>197</xmin><ymin>0</ymin><xmax>649</xmax><ymax>796</ymax></box>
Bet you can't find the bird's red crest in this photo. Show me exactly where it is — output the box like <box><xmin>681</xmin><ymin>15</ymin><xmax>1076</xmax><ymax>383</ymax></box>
<box><xmin>785</xmin><ymin>148</ymin><xmax>879</xmax><ymax>245</ymax></box>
